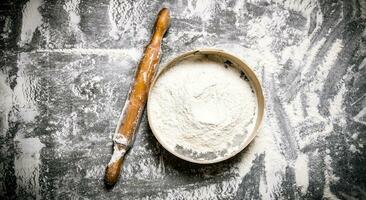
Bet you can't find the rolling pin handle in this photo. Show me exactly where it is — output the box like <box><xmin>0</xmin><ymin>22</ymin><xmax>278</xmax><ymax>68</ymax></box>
<box><xmin>105</xmin><ymin>156</ymin><xmax>124</xmax><ymax>187</ymax></box>
<box><xmin>151</xmin><ymin>8</ymin><xmax>170</xmax><ymax>46</ymax></box>
<box><xmin>104</xmin><ymin>7</ymin><xmax>170</xmax><ymax>187</ymax></box>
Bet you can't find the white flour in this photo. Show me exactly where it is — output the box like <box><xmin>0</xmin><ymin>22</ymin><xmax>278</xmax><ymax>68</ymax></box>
<box><xmin>2</xmin><ymin>53</ymin><xmax>45</xmax><ymax>199</ymax></box>
<box><xmin>18</xmin><ymin>0</ymin><xmax>43</xmax><ymax>47</ymax></box>
<box><xmin>0</xmin><ymin>72</ymin><xmax>12</xmax><ymax>137</ymax></box>
<box><xmin>36</xmin><ymin>48</ymin><xmax>141</xmax><ymax>61</ymax></box>
<box><xmin>9</xmin><ymin>0</ymin><xmax>360</xmax><ymax>199</ymax></box>
<box><xmin>295</xmin><ymin>153</ymin><xmax>310</xmax><ymax>194</ymax></box>
<box><xmin>108</xmin><ymin>0</ymin><xmax>149</xmax><ymax>40</ymax></box>
<box><xmin>149</xmin><ymin>56</ymin><xmax>257</xmax><ymax>162</ymax></box>
<box><xmin>63</xmin><ymin>0</ymin><xmax>81</xmax><ymax>29</ymax></box>
<box><xmin>14</xmin><ymin>135</ymin><xmax>45</xmax><ymax>200</ymax></box>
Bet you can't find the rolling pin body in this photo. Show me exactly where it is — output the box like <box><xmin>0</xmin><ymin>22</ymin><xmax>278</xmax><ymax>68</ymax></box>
<box><xmin>105</xmin><ymin>8</ymin><xmax>170</xmax><ymax>186</ymax></box>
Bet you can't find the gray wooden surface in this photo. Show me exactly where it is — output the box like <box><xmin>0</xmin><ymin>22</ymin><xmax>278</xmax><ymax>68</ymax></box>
<box><xmin>0</xmin><ymin>0</ymin><xmax>365</xmax><ymax>199</ymax></box>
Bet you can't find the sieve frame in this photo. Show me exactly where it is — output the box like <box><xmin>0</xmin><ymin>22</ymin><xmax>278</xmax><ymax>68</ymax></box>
<box><xmin>147</xmin><ymin>49</ymin><xmax>265</xmax><ymax>164</ymax></box>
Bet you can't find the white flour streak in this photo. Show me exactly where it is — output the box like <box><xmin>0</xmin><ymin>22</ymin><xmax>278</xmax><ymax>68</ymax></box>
<box><xmin>281</xmin><ymin>38</ymin><xmax>325</xmax><ymax>71</ymax></box>
<box><xmin>14</xmin><ymin>136</ymin><xmax>45</xmax><ymax>200</ymax></box>
<box><xmin>354</xmin><ymin>107</ymin><xmax>366</xmax><ymax>125</ymax></box>
<box><xmin>52</xmin><ymin>111</ymin><xmax>80</xmax><ymax>156</ymax></box>
<box><xmin>1</xmin><ymin>17</ymin><xmax>12</xmax><ymax>39</ymax></box>
<box><xmin>158</xmin><ymin>179</ymin><xmax>239</xmax><ymax>200</ymax></box>
<box><xmin>183</xmin><ymin>0</ymin><xmax>216</xmax><ymax>22</ymax></box>
<box><xmin>0</xmin><ymin>72</ymin><xmax>13</xmax><ymax>136</ymax></box>
<box><xmin>18</xmin><ymin>0</ymin><xmax>44</xmax><ymax>47</ymax></box>
<box><xmin>323</xmin><ymin>153</ymin><xmax>340</xmax><ymax>199</ymax></box>
<box><xmin>13</xmin><ymin>53</ymin><xmax>39</xmax><ymax>123</ymax></box>
<box><xmin>125</xmin><ymin>156</ymin><xmax>167</xmax><ymax>180</ymax></box>
<box><xmin>260</xmin><ymin>113</ymin><xmax>288</xmax><ymax>198</ymax></box>
<box><xmin>351</xmin><ymin>133</ymin><xmax>359</xmax><ymax>140</ymax></box>
<box><xmin>349</xmin><ymin>144</ymin><xmax>360</xmax><ymax>153</ymax></box>
<box><xmin>108</xmin><ymin>0</ymin><xmax>133</xmax><ymax>40</ymax></box>
<box><xmin>359</xmin><ymin>57</ymin><xmax>366</xmax><ymax>70</ymax></box>
<box><xmin>302</xmin><ymin>38</ymin><xmax>326</xmax><ymax>75</ymax></box>
<box><xmin>295</xmin><ymin>153</ymin><xmax>309</xmax><ymax>193</ymax></box>
<box><xmin>235</xmin><ymin>121</ymin><xmax>287</xmax><ymax>199</ymax></box>
<box><xmin>12</xmin><ymin>53</ymin><xmax>44</xmax><ymax>199</ymax></box>
<box><xmin>63</xmin><ymin>0</ymin><xmax>81</xmax><ymax>28</ymax></box>
<box><xmin>108</xmin><ymin>0</ymin><xmax>149</xmax><ymax>40</ymax></box>
<box><xmin>259</xmin><ymin>174</ymin><xmax>270</xmax><ymax>199</ymax></box>
<box><xmin>36</xmin><ymin>48</ymin><xmax>141</xmax><ymax>61</ymax></box>
<box><xmin>85</xmin><ymin>165</ymin><xmax>105</xmax><ymax>179</ymax></box>
<box><xmin>274</xmin><ymin>0</ymin><xmax>317</xmax><ymax>17</ymax></box>
<box><xmin>246</xmin><ymin>16</ymin><xmax>271</xmax><ymax>40</ymax></box>
<box><xmin>280</xmin><ymin>36</ymin><xmax>341</xmax><ymax>147</ymax></box>
<box><xmin>63</xmin><ymin>0</ymin><xmax>85</xmax><ymax>46</ymax></box>
<box><xmin>329</xmin><ymin>81</ymin><xmax>346</xmax><ymax>125</ymax></box>
<box><xmin>108</xmin><ymin>0</ymin><xmax>120</xmax><ymax>40</ymax></box>
<box><xmin>215</xmin><ymin>1</ymin><xmax>346</xmax><ymax>198</ymax></box>
<box><xmin>299</xmin><ymin>39</ymin><xmax>344</xmax><ymax>148</ymax></box>
<box><xmin>245</xmin><ymin>0</ymin><xmax>317</xmax><ymax>17</ymax></box>
<box><xmin>321</xmin><ymin>39</ymin><xmax>344</xmax><ymax>78</ymax></box>
<box><xmin>233</xmin><ymin>0</ymin><xmax>245</xmax><ymax>15</ymax></box>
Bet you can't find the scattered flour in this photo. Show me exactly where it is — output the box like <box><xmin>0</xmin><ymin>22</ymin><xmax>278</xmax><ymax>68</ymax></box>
<box><xmin>329</xmin><ymin>81</ymin><xmax>346</xmax><ymax>125</ymax></box>
<box><xmin>6</xmin><ymin>0</ymin><xmax>357</xmax><ymax>199</ymax></box>
<box><xmin>13</xmin><ymin>53</ymin><xmax>40</xmax><ymax>123</ymax></box>
<box><xmin>354</xmin><ymin>107</ymin><xmax>366</xmax><ymax>126</ymax></box>
<box><xmin>63</xmin><ymin>0</ymin><xmax>85</xmax><ymax>46</ymax></box>
<box><xmin>149</xmin><ymin>56</ymin><xmax>257</xmax><ymax>162</ymax></box>
<box><xmin>235</xmin><ymin>120</ymin><xmax>287</xmax><ymax>199</ymax></box>
<box><xmin>183</xmin><ymin>0</ymin><xmax>216</xmax><ymax>22</ymax></box>
<box><xmin>63</xmin><ymin>0</ymin><xmax>81</xmax><ymax>28</ymax></box>
<box><xmin>1</xmin><ymin>17</ymin><xmax>12</xmax><ymax>39</ymax></box>
<box><xmin>0</xmin><ymin>72</ymin><xmax>13</xmax><ymax>137</ymax></box>
<box><xmin>349</xmin><ymin>144</ymin><xmax>360</xmax><ymax>153</ymax></box>
<box><xmin>36</xmin><ymin>48</ymin><xmax>141</xmax><ymax>61</ymax></box>
<box><xmin>323</xmin><ymin>153</ymin><xmax>341</xmax><ymax>200</ymax></box>
<box><xmin>14</xmin><ymin>135</ymin><xmax>45</xmax><ymax>200</ymax></box>
<box><xmin>18</xmin><ymin>0</ymin><xmax>44</xmax><ymax>47</ymax></box>
<box><xmin>295</xmin><ymin>153</ymin><xmax>309</xmax><ymax>194</ymax></box>
<box><xmin>213</xmin><ymin>1</ymin><xmax>345</xmax><ymax>198</ymax></box>
<box><xmin>10</xmin><ymin>53</ymin><xmax>44</xmax><ymax>199</ymax></box>
<box><xmin>108</xmin><ymin>0</ymin><xmax>149</xmax><ymax>40</ymax></box>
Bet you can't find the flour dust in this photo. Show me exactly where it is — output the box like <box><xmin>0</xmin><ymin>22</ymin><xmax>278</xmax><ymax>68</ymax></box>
<box><xmin>149</xmin><ymin>56</ymin><xmax>257</xmax><ymax>162</ymax></box>
<box><xmin>4</xmin><ymin>0</ymin><xmax>361</xmax><ymax>199</ymax></box>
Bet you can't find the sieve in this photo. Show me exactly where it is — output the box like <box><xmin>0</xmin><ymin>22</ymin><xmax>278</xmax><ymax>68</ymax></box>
<box><xmin>147</xmin><ymin>49</ymin><xmax>265</xmax><ymax>164</ymax></box>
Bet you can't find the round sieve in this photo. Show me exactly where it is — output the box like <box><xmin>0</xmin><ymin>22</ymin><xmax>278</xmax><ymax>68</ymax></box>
<box><xmin>147</xmin><ymin>49</ymin><xmax>265</xmax><ymax>164</ymax></box>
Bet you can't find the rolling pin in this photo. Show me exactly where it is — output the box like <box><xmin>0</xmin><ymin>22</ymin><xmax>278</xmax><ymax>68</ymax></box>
<box><xmin>105</xmin><ymin>8</ymin><xmax>170</xmax><ymax>186</ymax></box>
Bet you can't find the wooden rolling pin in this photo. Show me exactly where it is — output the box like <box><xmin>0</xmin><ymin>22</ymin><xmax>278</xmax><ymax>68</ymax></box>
<box><xmin>105</xmin><ymin>8</ymin><xmax>170</xmax><ymax>186</ymax></box>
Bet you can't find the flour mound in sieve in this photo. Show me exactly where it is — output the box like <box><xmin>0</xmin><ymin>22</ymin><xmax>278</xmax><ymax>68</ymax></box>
<box><xmin>148</xmin><ymin>57</ymin><xmax>258</xmax><ymax>162</ymax></box>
